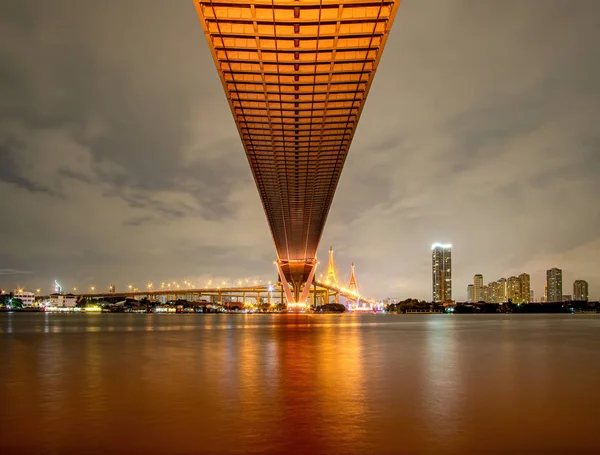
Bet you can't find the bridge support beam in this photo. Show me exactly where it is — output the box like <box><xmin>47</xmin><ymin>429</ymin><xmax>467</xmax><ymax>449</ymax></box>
<box><xmin>276</xmin><ymin>260</ymin><xmax>317</xmax><ymax>311</ymax></box>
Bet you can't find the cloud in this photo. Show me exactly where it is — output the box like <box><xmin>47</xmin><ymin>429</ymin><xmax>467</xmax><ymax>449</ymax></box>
<box><xmin>0</xmin><ymin>269</ymin><xmax>33</xmax><ymax>276</ymax></box>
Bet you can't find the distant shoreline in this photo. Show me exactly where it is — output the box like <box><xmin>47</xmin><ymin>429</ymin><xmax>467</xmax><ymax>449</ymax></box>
<box><xmin>1</xmin><ymin>310</ymin><xmax>598</xmax><ymax>316</ymax></box>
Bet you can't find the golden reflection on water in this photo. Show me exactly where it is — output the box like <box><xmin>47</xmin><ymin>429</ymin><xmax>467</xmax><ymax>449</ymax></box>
<box><xmin>1</xmin><ymin>314</ymin><xmax>600</xmax><ymax>455</ymax></box>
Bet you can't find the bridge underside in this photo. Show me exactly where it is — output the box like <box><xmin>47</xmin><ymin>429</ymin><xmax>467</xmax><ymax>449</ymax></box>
<box><xmin>194</xmin><ymin>0</ymin><xmax>399</xmax><ymax>298</ymax></box>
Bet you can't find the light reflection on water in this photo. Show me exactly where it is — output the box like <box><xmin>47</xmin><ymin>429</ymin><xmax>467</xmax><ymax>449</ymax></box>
<box><xmin>1</xmin><ymin>313</ymin><xmax>600</xmax><ymax>455</ymax></box>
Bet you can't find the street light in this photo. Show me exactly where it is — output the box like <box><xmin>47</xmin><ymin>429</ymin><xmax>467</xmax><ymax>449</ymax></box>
<box><xmin>90</xmin><ymin>286</ymin><xmax>95</xmax><ymax>292</ymax></box>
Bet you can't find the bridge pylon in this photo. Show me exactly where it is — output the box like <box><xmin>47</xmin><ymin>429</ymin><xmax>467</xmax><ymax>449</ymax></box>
<box><xmin>326</xmin><ymin>246</ymin><xmax>339</xmax><ymax>286</ymax></box>
<box><xmin>349</xmin><ymin>262</ymin><xmax>359</xmax><ymax>296</ymax></box>
<box><xmin>275</xmin><ymin>258</ymin><xmax>317</xmax><ymax>311</ymax></box>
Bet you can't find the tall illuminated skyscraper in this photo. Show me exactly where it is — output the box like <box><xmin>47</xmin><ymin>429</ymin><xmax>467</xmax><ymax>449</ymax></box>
<box><xmin>546</xmin><ymin>268</ymin><xmax>563</xmax><ymax>303</ymax></box>
<box><xmin>497</xmin><ymin>278</ymin><xmax>507</xmax><ymax>303</ymax></box>
<box><xmin>573</xmin><ymin>280</ymin><xmax>589</xmax><ymax>301</ymax></box>
<box><xmin>473</xmin><ymin>274</ymin><xmax>483</xmax><ymax>302</ymax></box>
<box><xmin>507</xmin><ymin>276</ymin><xmax>521</xmax><ymax>303</ymax></box>
<box><xmin>519</xmin><ymin>273</ymin><xmax>531</xmax><ymax>303</ymax></box>
<box><xmin>432</xmin><ymin>243</ymin><xmax>452</xmax><ymax>303</ymax></box>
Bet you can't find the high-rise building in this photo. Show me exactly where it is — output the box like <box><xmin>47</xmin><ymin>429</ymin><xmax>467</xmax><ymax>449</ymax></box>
<box><xmin>482</xmin><ymin>285</ymin><xmax>489</xmax><ymax>303</ymax></box>
<box><xmin>473</xmin><ymin>274</ymin><xmax>483</xmax><ymax>302</ymax></box>
<box><xmin>432</xmin><ymin>243</ymin><xmax>452</xmax><ymax>303</ymax></box>
<box><xmin>488</xmin><ymin>281</ymin><xmax>500</xmax><ymax>303</ymax></box>
<box><xmin>573</xmin><ymin>280</ymin><xmax>589</xmax><ymax>302</ymax></box>
<box><xmin>497</xmin><ymin>278</ymin><xmax>507</xmax><ymax>303</ymax></box>
<box><xmin>519</xmin><ymin>273</ymin><xmax>530</xmax><ymax>303</ymax></box>
<box><xmin>546</xmin><ymin>268</ymin><xmax>563</xmax><ymax>303</ymax></box>
<box><xmin>467</xmin><ymin>284</ymin><xmax>474</xmax><ymax>303</ymax></box>
<box><xmin>507</xmin><ymin>276</ymin><xmax>521</xmax><ymax>303</ymax></box>
<box><xmin>530</xmin><ymin>290</ymin><xmax>534</xmax><ymax>303</ymax></box>
<box><xmin>484</xmin><ymin>275</ymin><xmax>529</xmax><ymax>304</ymax></box>
<box><xmin>486</xmin><ymin>281</ymin><xmax>497</xmax><ymax>303</ymax></box>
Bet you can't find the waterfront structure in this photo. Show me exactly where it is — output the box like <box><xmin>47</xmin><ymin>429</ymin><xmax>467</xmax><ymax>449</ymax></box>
<box><xmin>574</xmin><ymin>280</ymin><xmax>589</xmax><ymax>301</ymax></box>
<box><xmin>467</xmin><ymin>284</ymin><xmax>474</xmax><ymax>303</ymax></box>
<box><xmin>193</xmin><ymin>1</ymin><xmax>399</xmax><ymax>308</ymax></box>
<box><xmin>474</xmin><ymin>274</ymin><xmax>483</xmax><ymax>302</ymax></box>
<box><xmin>432</xmin><ymin>243</ymin><xmax>452</xmax><ymax>303</ymax></box>
<box><xmin>65</xmin><ymin>281</ymin><xmax>378</xmax><ymax>309</ymax></box>
<box><xmin>13</xmin><ymin>290</ymin><xmax>35</xmax><ymax>307</ymax></box>
<box><xmin>562</xmin><ymin>295</ymin><xmax>572</xmax><ymax>303</ymax></box>
<box><xmin>49</xmin><ymin>293</ymin><xmax>77</xmax><ymax>308</ymax></box>
<box><xmin>546</xmin><ymin>268</ymin><xmax>563</xmax><ymax>303</ymax></box>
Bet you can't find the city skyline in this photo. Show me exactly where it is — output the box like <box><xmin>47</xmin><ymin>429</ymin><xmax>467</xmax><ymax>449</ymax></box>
<box><xmin>1</xmin><ymin>244</ymin><xmax>593</xmax><ymax>303</ymax></box>
<box><xmin>1</xmin><ymin>1</ymin><xmax>599</xmax><ymax>300</ymax></box>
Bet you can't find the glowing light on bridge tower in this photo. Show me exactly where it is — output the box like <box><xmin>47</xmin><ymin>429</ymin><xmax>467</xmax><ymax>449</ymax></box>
<box><xmin>326</xmin><ymin>246</ymin><xmax>338</xmax><ymax>286</ymax></box>
<box><xmin>193</xmin><ymin>0</ymin><xmax>400</xmax><ymax>309</ymax></box>
<box><xmin>348</xmin><ymin>262</ymin><xmax>359</xmax><ymax>296</ymax></box>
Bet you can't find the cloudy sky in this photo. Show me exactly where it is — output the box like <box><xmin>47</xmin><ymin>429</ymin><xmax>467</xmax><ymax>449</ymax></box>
<box><xmin>1</xmin><ymin>0</ymin><xmax>599</xmax><ymax>300</ymax></box>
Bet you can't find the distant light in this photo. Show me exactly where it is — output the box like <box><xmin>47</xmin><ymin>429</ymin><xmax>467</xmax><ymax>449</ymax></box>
<box><xmin>267</xmin><ymin>285</ymin><xmax>274</xmax><ymax>292</ymax></box>
<box><xmin>431</xmin><ymin>243</ymin><xmax>452</xmax><ymax>250</ymax></box>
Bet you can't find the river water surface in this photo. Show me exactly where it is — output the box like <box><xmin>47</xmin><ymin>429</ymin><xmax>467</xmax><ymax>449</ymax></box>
<box><xmin>1</xmin><ymin>313</ymin><xmax>599</xmax><ymax>454</ymax></box>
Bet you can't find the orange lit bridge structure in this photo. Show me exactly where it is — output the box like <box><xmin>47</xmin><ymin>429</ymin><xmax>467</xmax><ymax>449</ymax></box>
<box><xmin>75</xmin><ymin>281</ymin><xmax>375</xmax><ymax>308</ymax></box>
<box><xmin>193</xmin><ymin>0</ymin><xmax>399</xmax><ymax>308</ymax></box>
<box><xmin>64</xmin><ymin>247</ymin><xmax>377</xmax><ymax>309</ymax></box>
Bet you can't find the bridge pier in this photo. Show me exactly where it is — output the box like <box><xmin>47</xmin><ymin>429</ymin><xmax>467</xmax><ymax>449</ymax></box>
<box><xmin>275</xmin><ymin>259</ymin><xmax>317</xmax><ymax>310</ymax></box>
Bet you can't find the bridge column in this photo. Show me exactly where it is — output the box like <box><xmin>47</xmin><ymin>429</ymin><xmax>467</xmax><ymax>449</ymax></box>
<box><xmin>275</xmin><ymin>260</ymin><xmax>317</xmax><ymax>310</ymax></box>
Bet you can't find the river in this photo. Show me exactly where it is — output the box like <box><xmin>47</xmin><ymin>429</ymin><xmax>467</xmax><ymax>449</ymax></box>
<box><xmin>1</xmin><ymin>313</ymin><xmax>599</xmax><ymax>454</ymax></box>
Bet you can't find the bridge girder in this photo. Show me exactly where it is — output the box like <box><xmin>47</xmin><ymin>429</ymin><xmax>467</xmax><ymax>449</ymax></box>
<box><xmin>193</xmin><ymin>0</ymin><xmax>399</xmax><ymax>290</ymax></box>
